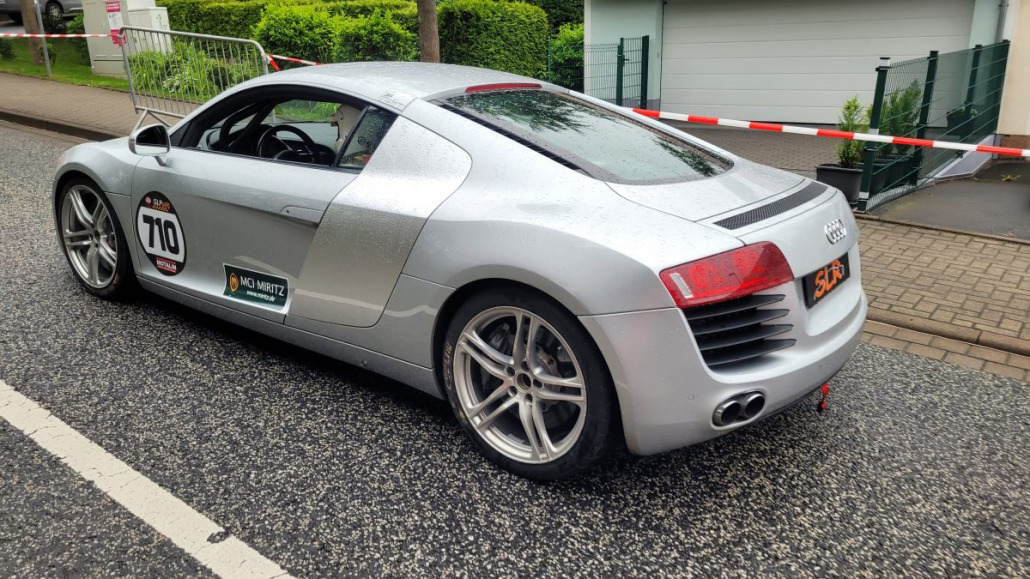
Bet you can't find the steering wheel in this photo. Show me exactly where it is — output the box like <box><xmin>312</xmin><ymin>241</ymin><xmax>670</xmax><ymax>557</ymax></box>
<box><xmin>257</xmin><ymin>125</ymin><xmax>317</xmax><ymax>160</ymax></box>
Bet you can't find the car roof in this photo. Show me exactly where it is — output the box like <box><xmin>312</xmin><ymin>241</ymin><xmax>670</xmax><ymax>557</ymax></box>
<box><xmin>250</xmin><ymin>62</ymin><xmax>543</xmax><ymax>105</ymax></box>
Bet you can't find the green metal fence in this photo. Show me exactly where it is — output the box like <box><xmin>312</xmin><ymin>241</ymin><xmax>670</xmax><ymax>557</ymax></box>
<box><xmin>544</xmin><ymin>36</ymin><xmax>649</xmax><ymax>108</ymax></box>
<box><xmin>859</xmin><ymin>41</ymin><xmax>1010</xmax><ymax>211</ymax></box>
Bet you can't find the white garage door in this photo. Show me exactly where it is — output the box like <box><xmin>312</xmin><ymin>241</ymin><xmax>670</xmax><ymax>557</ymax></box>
<box><xmin>660</xmin><ymin>0</ymin><xmax>975</xmax><ymax>123</ymax></box>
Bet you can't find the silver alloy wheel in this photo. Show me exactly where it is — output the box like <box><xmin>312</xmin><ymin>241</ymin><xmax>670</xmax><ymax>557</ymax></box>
<box><xmin>453</xmin><ymin>306</ymin><xmax>587</xmax><ymax>464</ymax></box>
<box><xmin>61</xmin><ymin>185</ymin><xmax>118</xmax><ymax>289</ymax></box>
<box><xmin>46</xmin><ymin>2</ymin><xmax>61</xmax><ymax>19</ymax></box>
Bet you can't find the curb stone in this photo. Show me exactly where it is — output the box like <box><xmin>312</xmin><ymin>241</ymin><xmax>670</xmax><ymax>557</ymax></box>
<box><xmin>854</xmin><ymin>212</ymin><xmax>1030</xmax><ymax>247</ymax></box>
<box><xmin>0</xmin><ymin>110</ymin><xmax>122</xmax><ymax>142</ymax></box>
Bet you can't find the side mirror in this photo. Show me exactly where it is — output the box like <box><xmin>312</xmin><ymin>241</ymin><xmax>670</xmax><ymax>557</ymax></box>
<box><xmin>129</xmin><ymin>124</ymin><xmax>170</xmax><ymax>157</ymax></box>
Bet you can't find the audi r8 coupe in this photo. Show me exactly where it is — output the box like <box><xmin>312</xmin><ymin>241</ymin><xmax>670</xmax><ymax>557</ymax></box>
<box><xmin>53</xmin><ymin>62</ymin><xmax>866</xmax><ymax>480</ymax></box>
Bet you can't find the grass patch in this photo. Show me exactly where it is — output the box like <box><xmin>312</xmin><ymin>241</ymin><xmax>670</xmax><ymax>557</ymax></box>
<box><xmin>0</xmin><ymin>38</ymin><xmax>130</xmax><ymax>91</ymax></box>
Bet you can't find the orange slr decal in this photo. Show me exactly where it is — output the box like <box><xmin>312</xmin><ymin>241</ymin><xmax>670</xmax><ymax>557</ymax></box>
<box><xmin>813</xmin><ymin>260</ymin><xmax>845</xmax><ymax>301</ymax></box>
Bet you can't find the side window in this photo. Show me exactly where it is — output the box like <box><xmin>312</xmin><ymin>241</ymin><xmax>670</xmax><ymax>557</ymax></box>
<box><xmin>336</xmin><ymin>107</ymin><xmax>397</xmax><ymax>170</ymax></box>
<box><xmin>184</xmin><ymin>91</ymin><xmax>373</xmax><ymax>169</ymax></box>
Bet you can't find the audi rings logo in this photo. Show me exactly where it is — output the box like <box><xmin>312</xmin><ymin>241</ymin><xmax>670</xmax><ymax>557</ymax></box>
<box><xmin>824</xmin><ymin>219</ymin><xmax>847</xmax><ymax>244</ymax></box>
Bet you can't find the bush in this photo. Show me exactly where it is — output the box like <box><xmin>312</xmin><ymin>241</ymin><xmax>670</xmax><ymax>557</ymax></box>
<box><xmin>546</xmin><ymin>22</ymin><xmax>582</xmax><ymax>90</ymax></box>
<box><xmin>129</xmin><ymin>42</ymin><xmax>251</xmax><ymax>101</ymax></box>
<box><xmin>836</xmin><ymin>97</ymin><xmax>867</xmax><ymax>169</ymax></box>
<box><xmin>337</xmin><ymin>9</ymin><xmax>418</xmax><ymax>62</ymax></box>
<box><xmin>439</xmin><ymin>0</ymin><xmax>548</xmax><ymax>77</ymax></box>
<box><xmin>507</xmin><ymin>0</ymin><xmax>582</xmax><ymax>30</ymax></box>
<box><xmin>0</xmin><ymin>37</ymin><xmax>13</xmax><ymax>61</ymax></box>
<box><xmin>157</xmin><ymin>0</ymin><xmax>268</xmax><ymax>38</ymax></box>
<box><xmin>65</xmin><ymin>13</ymin><xmax>90</xmax><ymax>64</ymax></box>
<box><xmin>253</xmin><ymin>4</ymin><xmax>342</xmax><ymax>64</ymax></box>
<box><xmin>323</xmin><ymin>0</ymin><xmax>417</xmax><ymax>32</ymax></box>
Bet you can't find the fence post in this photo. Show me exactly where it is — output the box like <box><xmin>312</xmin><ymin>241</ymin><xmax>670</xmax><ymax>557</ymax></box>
<box><xmin>984</xmin><ymin>40</ymin><xmax>1010</xmax><ymax>134</ymax></box>
<box><xmin>616</xmin><ymin>38</ymin><xmax>625</xmax><ymax>106</ymax></box>
<box><xmin>909</xmin><ymin>50</ymin><xmax>938</xmax><ymax>185</ymax></box>
<box><xmin>640</xmin><ymin>35</ymin><xmax>649</xmax><ymax>109</ymax></box>
<box><xmin>858</xmin><ymin>57</ymin><xmax>890</xmax><ymax>212</ymax></box>
<box><xmin>964</xmin><ymin>44</ymin><xmax>983</xmax><ymax>120</ymax></box>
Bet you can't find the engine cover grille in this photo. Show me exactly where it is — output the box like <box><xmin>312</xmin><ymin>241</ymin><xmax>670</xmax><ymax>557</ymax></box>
<box><xmin>684</xmin><ymin>294</ymin><xmax>795</xmax><ymax>369</ymax></box>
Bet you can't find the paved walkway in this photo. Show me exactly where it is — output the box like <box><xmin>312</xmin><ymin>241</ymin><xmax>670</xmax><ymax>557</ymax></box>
<box><xmin>0</xmin><ymin>72</ymin><xmax>1027</xmax><ymax>380</ymax></box>
<box><xmin>0</xmin><ymin>74</ymin><xmax>136</xmax><ymax>139</ymax></box>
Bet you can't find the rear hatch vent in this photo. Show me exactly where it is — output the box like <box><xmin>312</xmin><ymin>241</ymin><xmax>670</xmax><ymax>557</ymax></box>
<box><xmin>713</xmin><ymin>182</ymin><xmax>827</xmax><ymax>230</ymax></box>
<box><xmin>684</xmin><ymin>294</ymin><xmax>795</xmax><ymax>369</ymax></box>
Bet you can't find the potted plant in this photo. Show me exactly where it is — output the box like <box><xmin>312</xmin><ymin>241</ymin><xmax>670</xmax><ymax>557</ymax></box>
<box><xmin>816</xmin><ymin>96</ymin><xmax>867</xmax><ymax>203</ymax></box>
<box><xmin>872</xmin><ymin>81</ymin><xmax>922</xmax><ymax>191</ymax></box>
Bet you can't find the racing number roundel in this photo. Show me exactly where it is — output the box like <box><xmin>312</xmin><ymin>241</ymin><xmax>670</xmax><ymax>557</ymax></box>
<box><xmin>136</xmin><ymin>192</ymin><xmax>186</xmax><ymax>276</ymax></box>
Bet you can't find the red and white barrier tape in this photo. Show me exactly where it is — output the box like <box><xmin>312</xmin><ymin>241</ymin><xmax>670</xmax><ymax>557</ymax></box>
<box><xmin>265</xmin><ymin>54</ymin><xmax>322</xmax><ymax>72</ymax></box>
<box><xmin>0</xmin><ymin>33</ymin><xmax>114</xmax><ymax>38</ymax></box>
<box><xmin>632</xmin><ymin>108</ymin><xmax>1030</xmax><ymax>159</ymax></box>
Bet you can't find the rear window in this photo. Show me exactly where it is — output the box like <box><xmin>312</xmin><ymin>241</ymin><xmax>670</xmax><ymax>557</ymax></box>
<box><xmin>443</xmin><ymin>90</ymin><xmax>731</xmax><ymax>184</ymax></box>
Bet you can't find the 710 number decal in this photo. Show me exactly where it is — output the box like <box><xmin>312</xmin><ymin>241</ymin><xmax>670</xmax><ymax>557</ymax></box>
<box><xmin>136</xmin><ymin>192</ymin><xmax>186</xmax><ymax>276</ymax></box>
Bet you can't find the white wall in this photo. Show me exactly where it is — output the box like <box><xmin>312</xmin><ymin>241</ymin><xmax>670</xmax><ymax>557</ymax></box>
<box><xmin>584</xmin><ymin>0</ymin><xmax>663</xmax><ymax>106</ymax></box>
<box><xmin>659</xmin><ymin>0</ymin><xmax>976</xmax><ymax>123</ymax></box>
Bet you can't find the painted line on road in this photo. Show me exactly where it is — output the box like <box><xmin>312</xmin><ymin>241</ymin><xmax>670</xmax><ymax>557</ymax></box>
<box><xmin>0</xmin><ymin>380</ymin><xmax>293</xmax><ymax>579</ymax></box>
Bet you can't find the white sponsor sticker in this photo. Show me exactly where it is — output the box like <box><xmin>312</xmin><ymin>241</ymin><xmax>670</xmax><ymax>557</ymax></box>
<box><xmin>136</xmin><ymin>192</ymin><xmax>186</xmax><ymax>276</ymax></box>
<box><xmin>379</xmin><ymin>89</ymin><xmax>415</xmax><ymax>111</ymax></box>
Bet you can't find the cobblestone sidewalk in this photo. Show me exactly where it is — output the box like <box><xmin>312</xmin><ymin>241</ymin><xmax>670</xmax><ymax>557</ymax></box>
<box><xmin>858</xmin><ymin>218</ymin><xmax>1030</xmax><ymax>357</ymax></box>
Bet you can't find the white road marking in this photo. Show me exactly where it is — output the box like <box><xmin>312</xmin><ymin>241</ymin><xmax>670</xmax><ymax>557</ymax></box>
<box><xmin>0</xmin><ymin>380</ymin><xmax>293</xmax><ymax>579</ymax></box>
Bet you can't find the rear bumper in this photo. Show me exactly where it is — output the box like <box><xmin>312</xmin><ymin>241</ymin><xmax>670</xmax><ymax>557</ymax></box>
<box><xmin>580</xmin><ymin>285</ymin><xmax>866</xmax><ymax>456</ymax></box>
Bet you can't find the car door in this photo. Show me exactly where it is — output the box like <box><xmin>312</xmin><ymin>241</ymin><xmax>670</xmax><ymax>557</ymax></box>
<box><xmin>128</xmin><ymin>87</ymin><xmax>370</xmax><ymax>322</ymax></box>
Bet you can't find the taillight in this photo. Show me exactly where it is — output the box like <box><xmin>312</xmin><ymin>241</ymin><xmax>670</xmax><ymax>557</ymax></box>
<box><xmin>660</xmin><ymin>242</ymin><xmax>794</xmax><ymax>308</ymax></box>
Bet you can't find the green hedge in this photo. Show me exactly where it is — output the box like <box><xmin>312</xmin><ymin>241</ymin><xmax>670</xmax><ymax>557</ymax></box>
<box><xmin>501</xmin><ymin>0</ymin><xmax>582</xmax><ymax>30</ymax></box>
<box><xmin>253</xmin><ymin>4</ymin><xmax>342</xmax><ymax>64</ymax></box>
<box><xmin>322</xmin><ymin>0</ymin><xmax>417</xmax><ymax>32</ymax></box>
<box><xmin>439</xmin><ymin>0</ymin><xmax>547</xmax><ymax>76</ymax></box>
<box><xmin>337</xmin><ymin>9</ymin><xmax>417</xmax><ymax>62</ymax></box>
<box><xmin>546</xmin><ymin>22</ymin><xmax>582</xmax><ymax>91</ymax></box>
<box><xmin>157</xmin><ymin>0</ymin><xmax>269</xmax><ymax>38</ymax></box>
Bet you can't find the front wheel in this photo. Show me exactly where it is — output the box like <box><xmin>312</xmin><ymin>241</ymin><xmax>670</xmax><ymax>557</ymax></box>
<box><xmin>442</xmin><ymin>288</ymin><xmax>619</xmax><ymax>480</ymax></box>
<box><xmin>56</xmin><ymin>177</ymin><xmax>135</xmax><ymax>299</ymax></box>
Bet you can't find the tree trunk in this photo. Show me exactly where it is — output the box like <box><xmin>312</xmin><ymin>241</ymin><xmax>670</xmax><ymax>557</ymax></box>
<box><xmin>19</xmin><ymin>1</ymin><xmax>45</xmax><ymax>66</ymax></box>
<box><xmin>416</xmin><ymin>0</ymin><xmax>440</xmax><ymax>63</ymax></box>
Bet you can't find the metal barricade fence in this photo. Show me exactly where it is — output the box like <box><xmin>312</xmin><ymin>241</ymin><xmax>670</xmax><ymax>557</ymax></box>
<box><xmin>120</xmin><ymin>27</ymin><xmax>270</xmax><ymax>130</ymax></box>
<box><xmin>858</xmin><ymin>40</ymin><xmax>1010</xmax><ymax>211</ymax></box>
<box><xmin>545</xmin><ymin>36</ymin><xmax>649</xmax><ymax>108</ymax></box>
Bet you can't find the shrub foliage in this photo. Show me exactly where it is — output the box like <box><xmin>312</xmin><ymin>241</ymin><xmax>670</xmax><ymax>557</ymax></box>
<box><xmin>439</xmin><ymin>0</ymin><xmax>548</xmax><ymax>76</ymax></box>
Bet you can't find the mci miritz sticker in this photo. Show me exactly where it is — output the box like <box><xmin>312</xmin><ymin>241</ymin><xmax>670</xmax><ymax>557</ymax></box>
<box><xmin>224</xmin><ymin>265</ymin><xmax>289</xmax><ymax>309</ymax></box>
<box><xmin>136</xmin><ymin>192</ymin><xmax>186</xmax><ymax>276</ymax></box>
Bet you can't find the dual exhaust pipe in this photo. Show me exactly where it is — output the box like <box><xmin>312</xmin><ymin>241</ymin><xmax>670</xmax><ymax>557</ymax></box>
<box><xmin>713</xmin><ymin>392</ymin><xmax>765</xmax><ymax>426</ymax></box>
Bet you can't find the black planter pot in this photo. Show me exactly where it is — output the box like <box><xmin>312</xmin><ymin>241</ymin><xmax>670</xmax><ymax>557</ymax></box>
<box><xmin>815</xmin><ymin>164</ymin><xmax>862</xmax><ymax>204</ymax></box>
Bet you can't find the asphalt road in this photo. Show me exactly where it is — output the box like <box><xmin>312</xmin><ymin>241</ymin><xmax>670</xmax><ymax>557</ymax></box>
<box><xmin>1</xmin><ymin>121</ymin><xmax>1029</xmax><ymax>576</ymax></box>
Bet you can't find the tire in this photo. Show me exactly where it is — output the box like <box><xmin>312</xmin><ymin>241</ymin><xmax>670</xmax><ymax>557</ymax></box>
<box><xmin>45</xmin><ymin>2</ymin><xmax>62</xmax><ymax>20</ymax></box>
<box><xmin>55</xmin><ymin>177</ymin><xmax>136</xmax><ymax>299</ymax></box>
<box><xmin>442</xmin><ymin>287</ymin><xmax>619</xmax><ymax>480</ymax></box>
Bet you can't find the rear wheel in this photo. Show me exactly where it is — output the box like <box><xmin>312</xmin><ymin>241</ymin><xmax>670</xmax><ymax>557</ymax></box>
<box><xmin>442</xmin><ymin>288</ymin><xmax>618</xmax><ymax>480</ymax></box>
<box><xmin>45</xmin><ymin>1</ymin><xmax>62</xmax><ymax>20</ymax></box>
<box><xmin>56</xmin><ymin>177</ymin><xmax>135</xmax><ymax>299</ymax></box>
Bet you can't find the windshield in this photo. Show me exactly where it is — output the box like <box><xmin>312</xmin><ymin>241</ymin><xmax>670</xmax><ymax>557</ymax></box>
<box><xmin>444</xmin><ymin>90</ymin><xmax>731</xmax><ymax>184</ymax></box>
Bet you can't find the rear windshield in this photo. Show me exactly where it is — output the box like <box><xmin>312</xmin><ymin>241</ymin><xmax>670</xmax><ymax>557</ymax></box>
<box><xmin>443</xmin><ymin>90</ymin><xmax>731</xmax><ymax>184</ymax></box>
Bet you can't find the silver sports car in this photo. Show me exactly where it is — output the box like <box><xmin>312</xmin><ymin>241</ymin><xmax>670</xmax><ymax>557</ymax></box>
<box><xmin>53</xmin><ymin>62</ymin><xmax>866</xmax><ymax>480</ymax></box>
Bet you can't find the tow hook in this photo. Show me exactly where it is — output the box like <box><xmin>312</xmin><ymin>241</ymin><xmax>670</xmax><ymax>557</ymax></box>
<box><xmin>817</xmin><ymin>383</ymin><xmax>830</xmax><ymax>412</ymax></box>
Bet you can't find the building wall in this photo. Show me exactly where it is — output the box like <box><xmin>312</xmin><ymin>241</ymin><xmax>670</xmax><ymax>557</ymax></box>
<box><xmin>658</xmin><ymin>0</ymin><xmax>976</xmax><ymax>123</ymax></box>
<box><xmin>584</xmin><ymin>0</ymin><xmax>663</xmax><ymax>108</ymax></box>
<box><xmin>998</xmin><ymin>0</ymin><xmax>1029</xmax><ymax>142</ymax></box>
